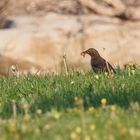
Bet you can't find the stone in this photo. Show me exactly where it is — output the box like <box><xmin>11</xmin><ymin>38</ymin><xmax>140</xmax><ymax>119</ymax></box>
<box><xmin>0</xmin><ymin>14</ymin><xmax>140</xmax><ymax>75</ymax></box>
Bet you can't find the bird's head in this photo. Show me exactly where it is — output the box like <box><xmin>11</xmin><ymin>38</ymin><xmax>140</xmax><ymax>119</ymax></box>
<box><xmin>80</xmin><ymin>48</ymin><xmax>100</xmax><ymax>57</ymax></box>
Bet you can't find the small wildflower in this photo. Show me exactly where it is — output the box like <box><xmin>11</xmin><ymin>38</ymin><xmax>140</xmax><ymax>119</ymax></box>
<box><xmin>105</xmin><ymin>72</ymin><xmax>108</xmax><ymax>76</ymax></box>
<box><xmin>70</xmin><ymin>132</ymin><xmax>77</xmax><ymax>139</ymax></box>
<box><xmin>131</xmin><ymin>70</ymin><xmax>135</xmax><ymax>75</ymax></box>
<box><xmin>108</xmin><ymin>134</ymin><xmax>114</xmax><ymax>140</ymax></box>
<box><xmin>135</xmin><ymin>129</ymin><xmax>140</xmax><ymax>137</ymax></box>
<box><xmin>101</xmin><ymin>98</ymin><xmax>107</xmax><ymax>105</ymax></box>
<box><xmin>73</xmin><ymin>107</ymin><xmax>78</xmax><ymax>112</ymax></box>
<box><xmin>89</xmin><ymin>124</ymin><xmax>96</xmax><ymax>131</ymax></box>
<box><xmin>52</xmin><ymin>110</ymin><xmax>61</xmax><ymax>120</ymax></box>
<box><xmin>7</xmin><ymin>119</ymin><xmax>16</xmax><ymax>133</ymax></box>
<box><xmin>74</xmin><ymin>96</ymin><xmax>78</xmax><ymax>102</ymax></box>
<box><xmin>121</xmin><ymin>127</ymin><xmax>127</xmax><ymax>134</ymax></box>
<box><xmin>88</xmin><ymin>106</ymin><xmax>94</xmax><ymax>112</ymax></box>
<box><xmin>129</xmin><ymin>128</ymin><xmax>135</xmax><ymax>136</ymax></box>
<box><xmin>35</xmin><ymin>128</ymin><xmax>40</xmax><ymax>134</ymax></box>
<box><xmin>71</xmin><ymin>81</ymin><xmax>74</xmax><ymax>85</ymax></box>
<box><xmin>75</xmin><ymin>126</ymin><xmax>81</xmax><ymax>133</ymax></box>
<box><xmin>95</xmin><ymin>75</ymin><xmax>99</xmax><ymax>80</ymax></box>
<box><xmin>117</xmin><ymin>123</ymin><xmax>127</xmax><ymax>134</ymax></box>
<box><xmin>54</xmin><ymin>113</ymin><xmax>60</xmax><ymax>120</ymax></box>
<box><xmin>84</xmin><ymin>135</ymin><xmax>91</xmax><ymax>140</ymax></box>
<box><xmin>21</xmin><ymin>98</ymin><xmax>29</xmax><ymax>114</ymax></box>
<box><xmin>44</xmin><ymin>124</ymin><xmax>51</xmax><ymax>131</ymax></box>
<box><xmin>110</xmin><ymin>105</ymin><xmax>116</xmax><ymax>112</ymax></box>
<box><xmin>36</xmin><ymin>109</ymin><xmax>42</xmax><ymax>116</ymax></box>
<box><xmin>23</xmin><ymin>103</ymin><xmax>29</xmax><ymax>110</ymax></box>
<box><xmin>128</xmin><ymin>63</ymin><xmax>134</xmax><ymax>67</ymax></box>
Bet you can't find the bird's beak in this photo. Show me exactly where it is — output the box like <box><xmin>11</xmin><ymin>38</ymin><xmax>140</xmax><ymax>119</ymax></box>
<box><xmin>80</xmin><ymin>51</ymin><xmax>87</xmax><ymax>57</ymax></box>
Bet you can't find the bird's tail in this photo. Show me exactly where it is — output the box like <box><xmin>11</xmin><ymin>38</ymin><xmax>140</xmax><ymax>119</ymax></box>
<box><xmin>108</xmin><ymin>63</ymin><xmax>116</xmax><ymax>73</ymax></box>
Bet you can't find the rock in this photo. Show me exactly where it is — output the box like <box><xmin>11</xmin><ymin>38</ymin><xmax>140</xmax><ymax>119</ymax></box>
<box><xmin>2</xmin><ymin>35</ymin><xmax>86</xmax><ymax>74</ymax></box>
<box><xmin>0</xmin><ymin>14</ymin><xmax>140</xmax><ymax>76</ymax></box>
<box><xmin>0</xmin><ymin>55</ymin><xmax>41</xmax><ymax>76</ymax></box>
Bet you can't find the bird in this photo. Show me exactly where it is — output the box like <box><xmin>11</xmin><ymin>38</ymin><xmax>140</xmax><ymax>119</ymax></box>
<box><xmin>81</xmin><ymin>48</ymin><xmax>115</xmax><ymax>73</ymax></box>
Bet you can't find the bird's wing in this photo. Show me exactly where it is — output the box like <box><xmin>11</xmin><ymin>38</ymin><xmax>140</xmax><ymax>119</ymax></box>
<box><xmin>91</xmin><ymin>57</ymin><xmax>106</xmax><ymax>70</ymax></box>
<box><xmin>90</xmin><ymin>55</ymin><xmax>115</xmax><ymax>73</ymax></box>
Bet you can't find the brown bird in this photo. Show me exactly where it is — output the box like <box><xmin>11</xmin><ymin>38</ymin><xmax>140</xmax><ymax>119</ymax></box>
<box><xmin>81</xmin><ymin>48</ymin><xmax>115</xmax><ymax>73</ymax></box>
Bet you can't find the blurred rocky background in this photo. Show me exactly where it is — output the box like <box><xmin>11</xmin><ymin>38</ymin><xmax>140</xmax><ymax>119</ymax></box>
<box><xmin>0</xmin><ymin>0</ymin><xmax>140</xmax><ymax>75</ymax></box>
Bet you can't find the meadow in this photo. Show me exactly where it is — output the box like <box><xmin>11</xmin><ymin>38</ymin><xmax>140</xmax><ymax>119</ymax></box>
<box><xmin>0</xmin><ymin>66</ymin><xmax>140</xmax><ymax>140</ymax></box>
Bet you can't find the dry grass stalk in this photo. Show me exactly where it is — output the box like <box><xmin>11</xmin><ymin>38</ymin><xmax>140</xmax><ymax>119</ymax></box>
<box><xmin>8</xmin><ymin>64</ymin><xmax>20</xmax><ymax>78</ymax></box>
<box><xmin>63</xmin><ymin>52</ymin><xmax>68</xmax><ymax>75</ymax></box>
<box><xmin>12</xmin><ymin>100</ymin><xmax>17</xmax><ymax>119</ymax></box>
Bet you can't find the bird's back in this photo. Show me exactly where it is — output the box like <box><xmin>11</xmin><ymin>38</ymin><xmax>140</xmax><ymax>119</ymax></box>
<box><xmin>91</xmin><ymin>56</ymin><xmax>114</xmax><ymax>73</ymax></box>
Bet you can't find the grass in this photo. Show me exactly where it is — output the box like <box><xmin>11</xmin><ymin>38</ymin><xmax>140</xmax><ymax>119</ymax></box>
<box><xmin>0</xmin><ymin>67</ymin><xmax>140</xmax><ymax>140</ymax></box>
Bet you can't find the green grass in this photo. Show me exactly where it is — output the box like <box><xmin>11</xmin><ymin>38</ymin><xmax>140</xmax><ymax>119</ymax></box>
<box><xmin>0</xmin><ymin>68</ymin><xmax>140</xmax><ymax>140</ymax></box>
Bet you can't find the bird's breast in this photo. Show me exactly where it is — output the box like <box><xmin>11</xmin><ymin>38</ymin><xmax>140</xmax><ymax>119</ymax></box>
<box><xmin>91</xmin><ymin>57</ymin><xmax>101</xmax><ymax>67</ymax></box>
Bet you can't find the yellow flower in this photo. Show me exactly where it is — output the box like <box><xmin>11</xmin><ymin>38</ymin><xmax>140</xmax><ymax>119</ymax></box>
<box><xmin>117</xmin><ymin>123</ymin><xmax>127</xmax><ymax>134</ymax></box>
<box><xmin>44</xmin><ymin>124</ymin><xmax>51</xmax><ymax>131</ymax></box>
<box><xmin>129</xmin><ymin>128</ymin><xmax>140</xmax><ymax>137</ymax></box>
<box><xmin>110</xmin><ymin>105</ymin><xmax>116</xmax><ymax>112</ymax></box>
<box><xmin>22</xmin><ymin>103</ymin><xmax>29</xmax><ymax>110</ymax></box>
<box><xmin>95</xmin><ymin>75</ymin><xmax>99</xmax><ymax>80</ymax></box>
<box><xmin>129</xmin><ymin>128</ymin><xmax>135</xmax><ymax>136</ymax></box>
<box><xmin>75</xmin><ymin>126</ymin><xmax>81</xmax><ymax>133</ymax></box>
<box><xmin>89</xmin><ymin>124</ymin><xmax>96</xmax><ymax>131</ymax></box>
<box><xmin>88</xmin><ymin>106</ymin><xmax>94</xmax><ymax>112</ymax></box>
<box><xmin>35</xmin><ymin>128</ymin><xmax>40</xmax><ymax>134</ymax></box>
<box><xmin>108</xmin><ymin>134</ymin><xmax>114</xmax><ymax>140</ymax></box>
<box><xmin>84</xmin><ymin>135</ymin><xmax>91</xmax><ymax>140</ymax></box>
<box><xmin>131</xmin><ymin>70</ymin><xmax>135</xmax><ymax>75</ymax></box>
<box><xmin>7</xmin><ymin>119</ymin><xmax>16</xmax><ymax>133</ymax></box>
<box><xmin>71</xmin><ymin>81</ymin><xmax>74</xmax><ymax>85</ymax></box>
<box><xmin>36</xmin><ymin>109</ymin><xmax>42</xmax><ymax>115</ymax></box>
<box><xmin>73</xmin><ymin>107</ymin><xmax>78</xmax><ymax>112</ymax></box>
<box><xmin>128</xmin><ymin>63</ymin><xmax>134</xmax><ymax>67</ymax></box>
<box><xmin>53</xmin><ymin>112</ymin><xmax>61</xmax><ymax>120</ymax></box>
<box><xmin>121</xmin><ymin>127</ymin><xmax>127</xmax><ymax>134</ymax></box>
<box><xmin>74</xmin><ymin>96</ymin><xmax>78</xmax><ymax>102</ymax></box>
<box><xmin>135</xmin><ymin>129</ymin><xmax>140</xmax><ymax>137</ymax></box>
<box><xmin>105</xmin><ymin>72</ymin><xmax>108</xmax><ymax>76</ymax></box>
<box><xmin>70</xmin><ymin>132</ymin><xmax>77</xmax><ymax>139</ymax></box>
<box><xmin>101</xmin><ymin>98</ymin><xmax>107</xmax><ymax>105</ymax></box>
